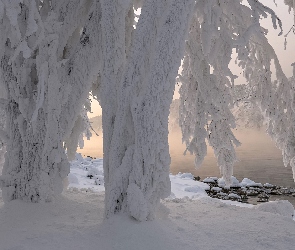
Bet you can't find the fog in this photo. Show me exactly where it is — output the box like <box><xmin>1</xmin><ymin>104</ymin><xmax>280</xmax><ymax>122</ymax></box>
<box><xmin>80</xmin><ymin>1</ymin><xmax>295</xmax><ymax>187</ymax></box>
<box><xmin>169</xmin><ymin>127</ymin><xmax>295</xmax><ymax>187</ymax></box>
<box><xmin>78</xmin><ymin>127</ymin><xmax>295</xmax><ymax>187</ymax></box>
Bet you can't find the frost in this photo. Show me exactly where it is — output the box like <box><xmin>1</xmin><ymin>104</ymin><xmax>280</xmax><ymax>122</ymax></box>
<box><xmin>0</xmin><ymin>0</ymin><xmax>100</xmax><ymax>202</ymax></box>
<box><xmin>178</xmin><ymin>0</ymin><xmax>295</xmax><ymax>186</ymax></box>
<box><xmin>127</xmin><ymin>183</ymin><xmax>148</xmax><ymax>222</ymax></box>
<box><xmin>0</xmin><ymin>0</ymin><xmax>294</xmax><ymax>222</ymax></box>
<box><xmin>101</xmin><ymin>0</ymin><xmax>195</xmax><ymax>220</ymax></box>
<box><xmin>0</xmin><ymin>1</ymin><xmax>4</xmax><ymax>22</ymax></box>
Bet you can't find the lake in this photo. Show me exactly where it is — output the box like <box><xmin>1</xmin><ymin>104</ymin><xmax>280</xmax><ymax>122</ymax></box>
<box><xmin>78</xmin><ymin>128</ymin><xmax>295</xmax><ymax>188</ymax></box>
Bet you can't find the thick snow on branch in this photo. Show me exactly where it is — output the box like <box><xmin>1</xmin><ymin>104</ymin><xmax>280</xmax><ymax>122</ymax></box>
<box><xmin>0</xmin><ymin>0</ymin><xmax>294</xmax><ymax>221</ymax></box>
<box><xmin>179</xmin><ymin>0</ymin><xmax>295</xmax><ymax>186</ymax></box>
<box><xmin>0</xmin><ymin>0</ymin><xmax>101</xmax><ymax>202</ymax></box>
<box><xmin>238</xmin><ymin>28</ymin><xmax>295</xmax><ymax>181</ymax></box>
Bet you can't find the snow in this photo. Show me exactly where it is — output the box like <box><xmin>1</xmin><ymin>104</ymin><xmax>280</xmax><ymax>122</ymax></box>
<box><xmin>212</xmin><ymin>187</ymin><xmax>222</xmax><ymax>192</ymax></box>
<box><xmin>228</xmin><ymin>193</ymin><xmax>241</xmax><ymax>199</ymax></box>
<box><xmin>66</xmin><ymin>155</ymin><xmax>295</xmax><ymax>221</ymax></box>
<box><xmin>255</xmin><ymin>200</ymin><xmax>295</xmax><ymax>218</ymax></box>
<box><xmin>241</xmin><ymin>178</ymin><xmax>263</xmax><ymax>188</ymax></box>
<box><xmin>179</xmin><ymin>172</ymin><xmax>194</xmax><ymax>179</ymax></box>
<box><xmin>203</xmin><ymin>177</ymin><xmax>216</xmax><ymax>183</ymax></box>
<box><xmin>67</xmin><ymin>156</ymin><xmax>104</xmax><ymax>192</ymax></box>
<box><xmin>127</xmin><ymin>183</ymin><xmax>148</xmax><ymax>221</ymax></box>
<box><xmin>66</xmin><ymin>155</ymin><xmax>295</xmax><ymax>223</ymax></box>
<box><xmin>1</xmin><ymin>154</ymin><xmax>294</xmax><ymax>250</ymax></box>
<box><xmin>169</xmin><ymin>173</ymin><xmax>209</xmax><ymax>200</ymax></box>
<box><xmin>264</xmin><ymin>183</ymin><xmax>275</xmax><ymax>188</ymax></box>
<box><xmin>218</xmin><ymin>176</ymin><xmax>241</xmax><ymax>188</ymax></box>
<box><xmin>99</xmin><ymin>0</ymin><xmax>196</xmax><ymax>220</ymax></box>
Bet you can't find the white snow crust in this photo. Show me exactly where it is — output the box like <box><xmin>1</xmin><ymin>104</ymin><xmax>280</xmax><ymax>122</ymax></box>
<box><xmin>255</xmin><ymin>200</ymin><xmax>295</xmax><ymax>218</ymax></box>
<box><xmin>1</xmin><ymin>154</ymin><xmax>293</xmax><ymax>250</ymax></box>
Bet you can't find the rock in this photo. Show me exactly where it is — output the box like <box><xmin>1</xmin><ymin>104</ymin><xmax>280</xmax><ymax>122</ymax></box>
<box><xmin>179</xmin><ymin>173</ymin><xmax>194</xmax><ymax>179</ymax></box>
<box><xmin>270</xmin><ymin>189</ymin><xmax>282</xmax><ymax>195</ymax></box>
<box><xmin>246</xmin><ymin>190</ymin><xmax>259</xmax><ymax>196</ymax></box>
<box><xmin>263</xmin><ymin>183</ymin><xmax>275</xmax><ymax>188</ymax></box>
<box><xmin>263</xmin><ymin>189</ymin><xmax>272</xmax><ymax>194</ymax></box>
<box><xmin>241</xmin><ymin>178</ymin><xmax>262</xmax><ymax>188</ymax></box>
<box><xmin>209</xmin><ymin>177</ymin><xmax>219</xmax><ymax>181</ymax></box>
<box><xmin>257</xmin><ymin>192</ymin><xmax>269</xmax><ymax>202</ymax></box>
<box><xmin>228</xmin><ymin>193</ymin><xmax>241</xmax><ymax>201</ymax></box>
<box><xmin>237</xmin><ymin>189</ymin><xmax>248</xmax><ymax>201</ymax></box>
<box><xmin>211</xmin><ymin>187</ymin><xmax>222</xmax><ymax>193</ymax></box>
<box><xmin>280</xmin><ymin>188</ymin><xmax>292</xmax><ymax>195</ymax></box>
<box><xmin>203</xmin><ymin>177</ymin><xmax>216</xmax><ymax>184</ymax></box>
<box><xmin>85</xmin><ymin>156</ymin><xmax>93</xmax><ymax>161</ymax></box>
<box><xmin>193</xmin><ymin>176</ymin><xmax>201</xmax><ymax>181</ymax></box>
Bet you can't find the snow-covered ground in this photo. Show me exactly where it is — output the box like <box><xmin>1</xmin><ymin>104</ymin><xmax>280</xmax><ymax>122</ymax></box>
<box><xmin>0</xmin><ymin>154</ymin><xmax>295</xmax><ymax>250</ymax></box>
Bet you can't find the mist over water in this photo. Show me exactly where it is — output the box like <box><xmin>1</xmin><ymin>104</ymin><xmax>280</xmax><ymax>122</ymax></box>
<box><xmin>78</xmin><ymin>127</ymin><xmax>295</xmax><ymax>188</ymax></box>
<box><xmin>169</xmin><ymin>128</ymin><xmax>295</xmax><ymax>188</ymax></box>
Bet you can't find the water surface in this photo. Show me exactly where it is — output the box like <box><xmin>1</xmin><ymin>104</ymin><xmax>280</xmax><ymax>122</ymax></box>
<box><xmin>78</xmin><ymin>128</ymin><xmax>295</xmax><ymax>188</ymax></box>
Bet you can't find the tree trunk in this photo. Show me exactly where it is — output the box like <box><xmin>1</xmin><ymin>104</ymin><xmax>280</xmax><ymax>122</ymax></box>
<box><xmin>0</xmin><ymin>0</ymin><xmax>102</xmax><ymax>203</ymax></box>
<box><xmin>101</xmin><ymin>0</ymin><xmax>195</xmax><ymax>221</ymax></box>
<box><xmin>0</xmin><ymin>55</ymin><xmax>69</xmax><ymax>202</ymax></box>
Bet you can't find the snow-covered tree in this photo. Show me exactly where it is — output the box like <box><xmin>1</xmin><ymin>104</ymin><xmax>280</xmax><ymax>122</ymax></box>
<box><xmin>0</xmin><ymin>0</ymin><xmax>294</xmax><ymax>222</ymax></box>
<box><xmin>98</xmin><ymin>0</ymin><xmax>295</xmax><ymax>220</ymax></box>
<box><xmin>232</xmin><ymin>84</ymin><xmax>264</xmax><ymax>129</ymax></box>
<box><xmin>0</xmin><ymin>107</ymin><xmax>5</xmax><ymax>173</ymax></box>
<box><xmin>98</xmin><ymin>0</ymin><xmax>196</xmax><ymax>221</ymax></box>
<box><xmin>178</xmin><ymin>0</ymin><xmax>291</xmax><ymax>185</ymax></box>
<box><xmin>0</xmin><ymin>0</ymin><xmax>100</xmax><ymax>202</ymax></box>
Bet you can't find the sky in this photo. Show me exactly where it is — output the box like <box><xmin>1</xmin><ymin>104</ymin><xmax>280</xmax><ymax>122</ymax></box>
<box><xmin>88</xmin><ymin>0</ymin><xmax>295</xmax><ymax>118</ymax></box>
<box><xmin>240</xmin><ymin>0</ymin><xmax>295</xmax><ymax>78</ymax></box>
<box><xmin>260</xmin><ymin>0</ymin><xmax>295</xmax><ymax>76</ymax></box>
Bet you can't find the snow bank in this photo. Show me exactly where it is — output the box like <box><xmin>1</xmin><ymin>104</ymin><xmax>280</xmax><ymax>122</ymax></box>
<box><xmin>169</xmin><ymin>173</ymin><xmax>209</xmax><ymax>200</ymax></box>
<box><xmin>68</xmin><ymin>155</ymin><xmax>104</xmax><ymax>192</ymax></box>
<box><xmin>254</xmin><ymin>200</ymin><xmax>294</xmax><ymax>218</ymax></box>
<box><xmin>68</xmin><ymin>154</ymin><xmax>295</xmax><ymax>221</ymax></box>
<box><xmin>0</xmin><ymin>154</ymin><xmax>295</xmax><ymax>250</ymax></box>
<box><xmin>1</xmin><ymin>189</ymin><xmax>294</xmax><ymax>250</ymax></box>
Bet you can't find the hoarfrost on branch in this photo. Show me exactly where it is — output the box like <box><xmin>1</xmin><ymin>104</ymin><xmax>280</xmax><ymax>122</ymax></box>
<box><xmin>0</xmin><ymin>0</ymin><xmax>294</xmax><ymax>221</ymax></box>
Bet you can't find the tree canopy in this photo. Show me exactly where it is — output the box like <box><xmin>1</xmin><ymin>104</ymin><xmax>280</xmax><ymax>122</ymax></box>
<box><xmin>0</xmin><ymin>0</ymin><xmax>294</xmax><ymax>221</ymax></box>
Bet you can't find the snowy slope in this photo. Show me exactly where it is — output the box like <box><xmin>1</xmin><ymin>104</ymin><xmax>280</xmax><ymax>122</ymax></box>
<box><xmin>0</xmin><ymin>155</ymin><xmax>294</xmax><ymax>250</ymax></box>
